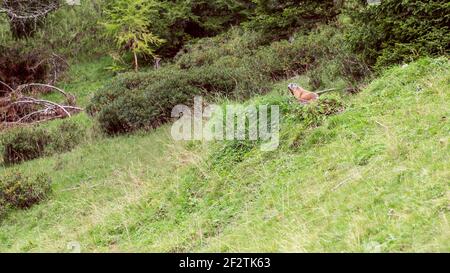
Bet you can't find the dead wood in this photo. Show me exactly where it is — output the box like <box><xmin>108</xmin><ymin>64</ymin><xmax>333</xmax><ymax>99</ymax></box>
<box><xmin>0</xmin><ymin>81</ymin><xmax>82</xmax><ymax>126</ymax></box>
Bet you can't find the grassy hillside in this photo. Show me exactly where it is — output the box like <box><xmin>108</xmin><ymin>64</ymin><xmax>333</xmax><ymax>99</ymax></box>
<box><xmin>0</xmin><ymin>57</ymin><xmax>448</xmax><ymax>252</ymax></box>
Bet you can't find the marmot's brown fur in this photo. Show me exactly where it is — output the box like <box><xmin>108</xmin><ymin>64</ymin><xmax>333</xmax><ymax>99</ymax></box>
<box><xmin>288</xmin><ymin>83</ymin><xmax>319</xmax><ymax>104</ymax></box>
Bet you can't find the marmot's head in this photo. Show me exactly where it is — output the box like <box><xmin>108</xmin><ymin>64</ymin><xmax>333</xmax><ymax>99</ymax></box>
<box><xmin>288</xmin><ymin>83</ymin><xmax>303</xmax><ymax>95</ymax></box>
<box><xmin>288</xmin><ymin>83</ymin><xmax>299</xmax><ymax>91</ymax></box>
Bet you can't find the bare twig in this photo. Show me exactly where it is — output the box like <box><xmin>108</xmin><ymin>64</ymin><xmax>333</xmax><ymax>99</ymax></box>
<box><xmin>0</xmin><ymin>2</ymin><xmax>59</xmax><ymax>20</ymax></box>
<box><xmin>17</xmin><ymin>83</ymin><xmax>69</xmax><ymax>98</ymax></box>
<box><xmin>51</xmin><ymin>53</ymin><xmax>69</xmax><ymax>66</ymax></box>
<box><xmin>17</xmin><ymin>109</ymin><xmax>48</xmax><ymax>122</ymax></box>
<box><xmin>0</xmin><ymin>80</ymin><xmax>14</xmax><ymax>92</ymax></box>
<box><xmin>375</xmin><ymin>120</ymin><xmax>389</xmax><ymax>131</ymax></box>
<box><xmin>13</xmin><ymin>98</ymin><xmax>72</xmax><ymax>117</ymax></box>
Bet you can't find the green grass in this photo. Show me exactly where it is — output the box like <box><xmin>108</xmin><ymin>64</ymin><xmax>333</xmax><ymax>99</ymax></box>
<box><xmin>42</xmin><ymin>56</ymin><xmax>114</xmax><ymax>108</ymax></box>
<box><xmin>29</xmin><ymin>56</ymin><xmax>115</xmax><ymax>136</ymax></box>
<box><xmin>0</xmin><ymin>57</ymin><xmax>448</xmax><ymax>252</ymax></box>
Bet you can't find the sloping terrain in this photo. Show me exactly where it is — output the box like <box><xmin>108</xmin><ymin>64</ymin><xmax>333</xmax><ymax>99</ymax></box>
<box><xmin>0</xmin><ymin>57</ymin><xmax>448</xmax><ymax>252</ymax></box>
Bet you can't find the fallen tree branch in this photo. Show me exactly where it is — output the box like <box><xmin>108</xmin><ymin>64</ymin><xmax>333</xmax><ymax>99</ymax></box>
<box><xmin>1</xmin><ymin>81</ymin><xmax>82</xmax><ymax>126</ymax></box>
<box><xmin>13</xmin><ymin>99</ymin><xmax>72</xmax><ymax>117</ymax></box>
<box><xmin>17</xmin><ymin>83</ymin><xmax>70</xmax><ymax>98</ymax></box>
<box><xmin>17</xmin><ymin>109</ymin><xmax>48</xmax><ymax>122</ymax></box>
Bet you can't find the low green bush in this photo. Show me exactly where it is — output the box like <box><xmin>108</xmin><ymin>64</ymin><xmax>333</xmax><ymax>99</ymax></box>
<box><xmin>2</xmin><ymin>127</ymin><xmax>50</xmax><ymax>165</ymax></box>
<box><xmin>346</xmin><ymin>0</ymin><xmax>450</xmax><ymax>69</ymax></box>
<box><xmin>244</xmin><ymin>0</ymin><xmax>341</xmax><ymax>39</ymax></box>
<box><xmin>1</xmin><ymin>120</ymin><xmax>85</xmax><ymax>165</ymax></box>
<box><xmin>288</xmin><ymin>25</ymin><xmax>371</xmax><ymax>88</ymax></box>
<box><xmin>49</xmin><ymin>121</ymin><xmax>85</xmax><ymax>152</ymax></box>
<box><xmin>179</xmin><ymin>24</ymin><xmax>370</xmax><ymax>87</ymax></box>
<box><xmin>86</xmin><ymin>70</ymin><xmax>155</xmax><ymax>116</ymax></box>
<box><xmin>0</xmin><ymin>172</ymin><xmax>52</xmax><ymax>209</ymax></box>
<box><xmin>89</xmin><ymin>61</ymin><xmax>270</xmax><ymax>135</ymax></box>
<box><xmin>90</xmin><ymin>67</ymin><xmax>199</xmax><ymax>134</ymax></box>
<box><xmin>174</xmin><ymin>29</ymin><xmax>268</xmax><ymax>69</ymax></box>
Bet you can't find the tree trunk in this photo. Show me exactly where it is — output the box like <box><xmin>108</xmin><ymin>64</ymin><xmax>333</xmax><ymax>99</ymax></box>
<box><xmin>134</xmin><ymin>51</ymin><xmax>139</xmax><ymax>72</ymax></box>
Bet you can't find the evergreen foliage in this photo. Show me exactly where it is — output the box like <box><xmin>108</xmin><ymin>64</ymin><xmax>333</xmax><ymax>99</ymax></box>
<box><xmin>346</xmin><ymin>0</ymin><xmax>450</xmax><ymax>68</ymax></box>
<box><xmin>246</xmin><ymin>0</ymin><xmax>341</xmax><ymax>38</ymax></box>
<box><xmin>101</xmin><ymin>0</ymin><xmax>165</xmax><ymax>71</ymax></box>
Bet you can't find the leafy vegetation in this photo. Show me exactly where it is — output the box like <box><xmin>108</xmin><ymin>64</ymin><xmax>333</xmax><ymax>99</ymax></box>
<box><xmin>2</xmin><ymin>127</ymin><xmax>50</xmax><ymax>165</ymax></box>
<box><xmin>0</xmin><ymin>47</ymin><xmax>61</xmax><ymax>90</ymax></box>
<box><xmin>0</xmin><ymin>1</ymin><xmax>108</xmax><ymax>59</ymax></box>
<box><xmin>245</xmin><ymin>0</ymin><xmax>341</xmax><ymax>38</ymax></box>
<box><xmin>101</xmin><ymin>0</ymin><xmax>165</xmax><ymax>71</ymax></box>
<box><xmin>346</xmin><ymin>0</ymin><xmax>450</xmax><ymax>69</ymax></box>
<box><xmin>0</xmin><ymin>0</ymin><xmax>448</xmax><ymax>253</ymax></box>
<box><xmin>1</xmin><ymin>120</ymin><xmax>85</xmax><ymax>165</ymax></box>
<box><xmin>0</xmin><ymin>172</ymin><xmax>51</xmax><ymax>210</ymax></box>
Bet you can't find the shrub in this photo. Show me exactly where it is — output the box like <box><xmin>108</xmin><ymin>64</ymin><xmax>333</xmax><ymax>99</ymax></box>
<box><xmin>0</xmin><ymin>172</ymin><xmax>52</xmax><ymax>209</ymax></box>
<box><xmin>174</xmin><ymin>28</ymin><xmax>268</xmax><ymax>69</ymax></box>
<box><xmin>91</xmin><ymin>67</ymin><xmax>198</xmax><ymax>134</ymax></box>
<box><xmin>174</xmin><ymin>26</ymin><xmax>366</xmax><ymax>84</ymax></box>
<box><xmin>2</xmin><ymin>127</ymin><xmax>50</xmax><ymax>165</ymax></box>
<box><xmin>190</xmin><ymin>63</ymin><xmax>270</xmax><ymax>98</ymax></box>
<box><xmin>1</xmin><ymin>120</ymin><xmax>85</xmax><ymax>165</ymax></box>
<box><xmin>49</xmin><ymin>120</ymin><xmax>85</xmax><ymax>152</ymax></box>
<box><xmin>243</xmin><ymin>25</ymin><xmax>370</xmax><ymax>87</ymax></box>
<box><xmin>86</xmin><ymin>70</ymin><xmax>156</xmax><ymax>116</ymax></box>
<box><xmin>96</xmin><ymin>92</ymin><xmax>162</xmax><ymax>134</ymax></box>
<box><xmin>288</xmin><ymin>25</ymin><xmax>371</xmax><ymax>88</ymax></box>
<box><xmin>245</xmin><ymin>0</ymin><xmax>341</xmax><ymax>39</ymax></box>
<box><xmin>0</xmin><ymin>1</ymin><xmax>110</xmax><ymax>59</ymax></box>
<box><xmin>90</xmin><ymin>62</ymin><xmax>270</xmax><ymax>135</ymax></box>
<box><xmin>346</xmin><ymin>0</ymin><xmax>450</xmax><ymax>69</ymax></box>
<box><xmin>251</xmin><ymin>39</ymin><xmax>314</xmax><ymax>80</ymax></box>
